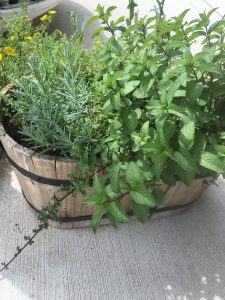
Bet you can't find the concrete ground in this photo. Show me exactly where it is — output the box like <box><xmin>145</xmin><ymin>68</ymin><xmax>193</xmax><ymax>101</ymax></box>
<box><xmin>1</xmin><ymin>158</ymin><xmax>225</xmax><ymax>300</ymax></box>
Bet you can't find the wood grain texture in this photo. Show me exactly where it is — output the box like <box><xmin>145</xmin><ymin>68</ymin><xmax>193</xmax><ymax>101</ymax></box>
<box><xmin>0</xmin><ymin>124</ymin><xmax>214</xmax><ymax>228</ymax></box>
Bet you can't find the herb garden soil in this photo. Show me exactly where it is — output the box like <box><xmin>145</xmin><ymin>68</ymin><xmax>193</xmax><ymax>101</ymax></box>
<box><xmin>2</xmin><ymin>114</ymin><xmax>62</xmax><ymax>157</ymax></box>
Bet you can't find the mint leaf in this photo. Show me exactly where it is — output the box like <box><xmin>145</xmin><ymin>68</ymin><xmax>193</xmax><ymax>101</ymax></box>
<box><xmin>130</xmin><ymin>189</ymin><xmax>156</xmax><ymax>207</ymax></box>
<box><xmin>192</xmin><ymin>133</ymin><xmax>206</xmax><ymax>158</ymax></box>
<box><xmin>168</xmin><ymin>104</ymin><xmax>194</xmax><ymax>123</ymax></box>
<box><xmin>132</xmin><ymin>78</ymin><xmax>154</xmax><ymax>99</ymax></box>
<box><xmin>148</xmin><ymin>100</ymin><xmax>164</xmax><ymax>117</ymax></box>
<box><xmin>139</xmin><ymin>121</ymin><xmax>149</xmax><ymax>139</ymax></box>
<box><xmin>123</xmin><ymin>111</ymin><xmax>138</xmax><ymax>135</ymax></box>
<box><xmin>92</xmin><ymin>206</ymin><xmax>106</xmax><ymax>233</ymax></box>
<box><xmin>198</xmin><ymin>63</ymin><xmax>221</xmax><ymax>75</ymax></box>
<box><xmin>132</xmin><ymin>200</ymin><xmax>149</xmax><ymax>223</ymax></box>
<box><xmin>106</xmin><ymin>6</ymin><xmax>117</xmax><ymax>15</ymax></box>
<box><xmin>153</xmin><ymin>189</ymin><xmax>165</xmax><ymax>205</ymax></box>
<box><xmin>153</xmin><ymin>154</ymin><xmax>167</xmax><ymax>178</ymax></box>
<box><xmin>108</xmin><ymin>210</ymin><xmax>119</xmax><ymax>228</ymax></box>
<box><xmin>187</xmin><ymin>82</ymin><xmax>204</xmax><ymax>103</ymax></box>
<box><xmin>122</xmin><ymin>80</ymin><xmax>140</xmax><ymax>96</ymax></box>
<box><xmin>174</xmin><ymin>149</ymin><xmax>197</xmax><ymax>172</ymax></box>
<box><xmin>180</xmin><ymin>171</ymin><xmax>195</xmax><ymax>186</ymax></box>
<box><xmin>108</xmin><ymin>201</ymin><xmax>129</xmax><ymax>222</ymax></box>
<box><xmin>110</xmin><ymin>163</ymin><xmax>121</xmax><ymax>193</ymax></box>
<box><xmin>84</xmin><ymin>192</ymin><xmax>106</xmax><ymax>205</ymax></box>
<box><xmin>92</xmin><ymin>27</ymin><xmax>106</xmax><ymax>38</ymax></box>
<box><xmin>126</xmin><ymin>162</ymin><xmax>143</xmax><ymax>188</ymax></box>
<box><xmin>110</xmin><ymin>91</ymin><xmax>121</xmax><ymax>110</ymax></box>
<box><xmin>200</xmin><ymin>151</ymin><xmax>225</xmax><ymax>173</ymax></box>
<box><xmin>166</xmin><ymin>79</ymin><xmax>182</xmax><ymax>104</ymax></box>
<box><xmin>179</xmin><ymin>121</ymin><xmax>195</xmax><ymax>150</ymax></box>
<box><xmin>93</xmin><ymin>173</ymin><xmax>106</xmax><ymax>195</ymax></box>
<box><xmin>87</xmin><ymin>15</ymin><xmax>100</xmax><ymax>26</ymax></box>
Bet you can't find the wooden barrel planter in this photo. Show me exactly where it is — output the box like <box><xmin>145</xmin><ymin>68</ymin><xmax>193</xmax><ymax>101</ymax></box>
<box><xmin>0</xmin><ymin>85</ymin><xmax>214</xmax><ymax>228</ymax></box>
<box><xmin>0</xmin><ymin>122</ymin><xmax>214</xmax><ymax>228</ymax></box>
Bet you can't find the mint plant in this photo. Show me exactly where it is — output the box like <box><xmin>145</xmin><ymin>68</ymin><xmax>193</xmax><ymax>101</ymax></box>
<box><xmin>82</xmin><ymin>0</ymin><xmax>225</xmax><ymax>230</ymax></box>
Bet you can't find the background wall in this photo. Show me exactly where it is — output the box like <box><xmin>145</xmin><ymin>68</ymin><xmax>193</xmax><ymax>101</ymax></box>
<box><xmin>39</xmin><ymin>0</ymin><xmax>225</xmax><ymax>48</ymax></box>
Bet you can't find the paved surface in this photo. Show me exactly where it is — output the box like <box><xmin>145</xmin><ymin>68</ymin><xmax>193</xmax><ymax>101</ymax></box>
<box><xmin>1</xmin><ymin>158</ymin><xmax>225</xmax><ymax>300</ymax></box>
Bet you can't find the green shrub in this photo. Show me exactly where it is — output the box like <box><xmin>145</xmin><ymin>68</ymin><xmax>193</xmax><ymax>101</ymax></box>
<box><xmin>0</xmin><ymin>5</ymin><xmax>56</xmax><ymax>88</ymax></box>
<box><xmin>3</xmin><ymin>34</ymin><xmax>106</xmax><ymax>157</ymax></box>
<box><xmin>80</xmin><ymin>0</ymin><xmax>225</xmax><ymax>231</ymax></box>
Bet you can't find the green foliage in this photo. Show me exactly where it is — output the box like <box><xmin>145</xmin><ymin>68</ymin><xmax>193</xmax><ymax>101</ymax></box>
<box><xmin>0</xmin><ymin>5</ymin><xmax>55</xmax><ymax>88</ymax></box>
<box><xmin>69</xmin><ymin>9</ymin><xmax>87</xmax><ymax>42</ymax></box>
<box><xmin>200</xmin><ymin>152</ymin><xmax>225</xmax><ymax>173</ymax></box>
<box><xmin>130</xmin><ymin>189</ymin><xmax>156</xmax><ymax>207</ymax></box>
<box><xmin>2</xmin><ymin>2</ymin><xmax>225</xmax><ymax>233</ymax></box>
<box><xmin>91</xmin><ymin>206</ymin><xmax>107</xmax><ymax>233</ymax></box>
<box><xmin>126</xmin><ymin>162</ymin><xmax>143</xmax><ymax>188</ymax></box>
<box><xmin>82</xmin><ymin>1</ymin><xmax>225</xmax><ymax>231</ymax></box>
<box><xmin>3</xmin><ymin>35</ymin><xmax>107</xmax><ymax>157</ymax></box>
<box><xmin>108</xmin><ymin>201</ymin><xmax>129</xmax><ymax>222</ymax></box>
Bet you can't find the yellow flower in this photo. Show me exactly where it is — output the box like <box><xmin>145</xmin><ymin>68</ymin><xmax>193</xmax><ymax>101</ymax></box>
<box><xmin>9</xmin><ymin>36</ymin><xmax>15</xmax><ymax>41</ymax></box>
<box><xmin>48</xmin><ymin>10</ymin><xmax>56</xmax><ymax>15</ymax></box>
<box><xmin>5</xmin><ymin>47</ymin><xmax>15</xmax><ymax>56</ymax></box>
<box><xmin>0</xmin><ymin>53</ymin><xmax>3</xmax><ymax>62</ymax></box>
<box><xmin>24</xmin><ymin>36</ymin><xmax>33</xmax><ymax>41</ymax></box>
<box><xmin>40</xmin><ymin>14</ymin><xmax>48</xmax><ymax>22</ymax></box>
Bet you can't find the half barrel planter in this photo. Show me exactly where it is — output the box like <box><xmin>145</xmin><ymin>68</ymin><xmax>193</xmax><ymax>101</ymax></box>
<box><xmin>0</xmin><ymin>121</ymin><xmax>215</xmax><ymax>228</ymax></box>
<box><xmin>0</xmin><ymin>81</ymin><xmax>214</xmax><ymax>229</ymax></box>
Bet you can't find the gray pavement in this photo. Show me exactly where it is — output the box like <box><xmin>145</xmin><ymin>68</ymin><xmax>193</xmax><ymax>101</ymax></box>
<box><xmin>0</xmin><ymin>157</ymin><xmax>225</xmax><ymax>300</ymax></box>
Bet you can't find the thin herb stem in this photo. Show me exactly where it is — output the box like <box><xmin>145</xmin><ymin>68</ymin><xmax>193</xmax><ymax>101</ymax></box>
<box><xmin>0</xmin><ymin>163</ymin><xmax>109</xmax><ymax>273</ymax></box>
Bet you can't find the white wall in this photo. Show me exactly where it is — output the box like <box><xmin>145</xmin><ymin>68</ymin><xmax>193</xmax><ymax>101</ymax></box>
<box><xmin>44</xmin><ymin>0</ymin><xmax>225</xmax><ymax>48</ymax></box>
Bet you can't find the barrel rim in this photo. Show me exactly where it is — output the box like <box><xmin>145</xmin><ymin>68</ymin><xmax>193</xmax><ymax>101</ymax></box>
<box><xmin>0</xmin><ymin>121</ymin><xmax>77</xmax><ymax>163</ymax></box>
<box><xmin>0</xmin><ymin>85</ymin><xmax>216</xmax><ymax>179</ymax></box>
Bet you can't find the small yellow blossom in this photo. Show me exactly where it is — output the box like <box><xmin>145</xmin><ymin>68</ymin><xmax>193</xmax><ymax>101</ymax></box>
<box><xmin>24</xmin><ymin>36</ymin><xmax>33</xmax><ymax>41</ymax></box>
<box><xmin>40</xmin><ymin>14</ymin><xmax>48</xmax><ymax>22</ymax></box>
<box><xmin>9</xmin><ymin>36</ymin><xmax>15</xmax><ymax>41</ymax></box>
<box><xmin>48</xmin><ymin>10</ymin><xmax>56</xmax><ymax>15</ymax></box>
<box><xmin>5</xmin><ymin>47</ymin><xmax>15</xmax><ymax>56</ymax></box>
<box><xmin>0</xmin><ymin>53</ymin><xmax>3</xmax><ymax>62</ymax></box>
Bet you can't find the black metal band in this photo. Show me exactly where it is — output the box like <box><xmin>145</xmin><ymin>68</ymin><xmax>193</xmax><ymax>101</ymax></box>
<box><xmin>23</xmin><ymin>191</ymin><xmax>193</xmax><ymax>223</ymax></box>
<box><xmin>7</xmin><ymin>155</ymin><xmax>71</xmax><ymax>187</ymax></box>
<box><xmin>5</xmin><ymin>151</ymin><xmax>214</xmax><ymax>188</ymax></box>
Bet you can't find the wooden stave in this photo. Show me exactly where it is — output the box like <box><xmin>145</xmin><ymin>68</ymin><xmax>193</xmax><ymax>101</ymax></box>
<box><xmin>0</xmin><ymin>122</ymin><xmax>214</xmax><ymax>221</ymax></box>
